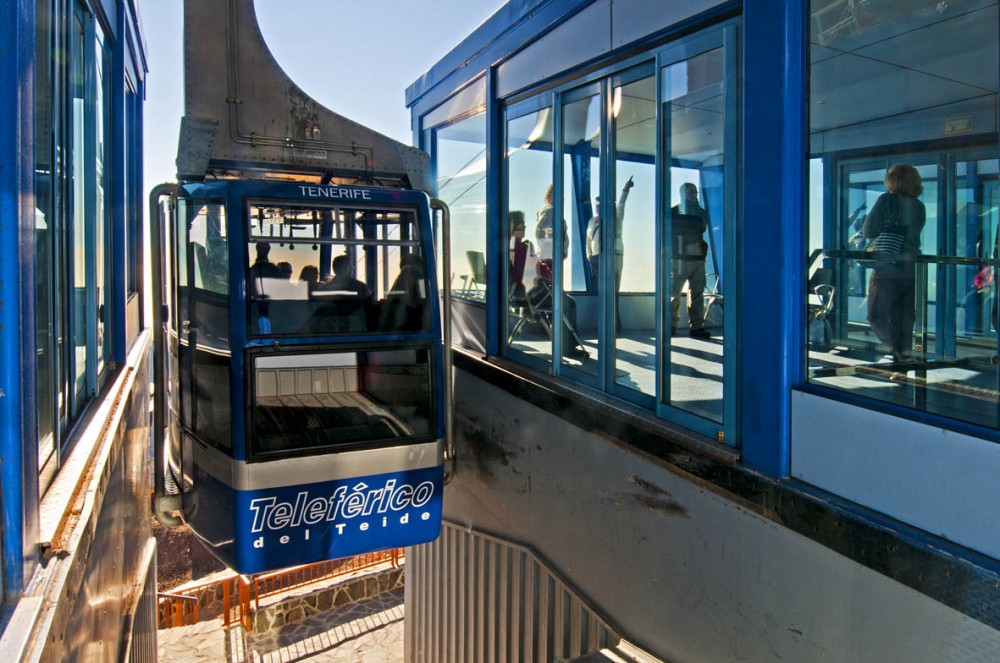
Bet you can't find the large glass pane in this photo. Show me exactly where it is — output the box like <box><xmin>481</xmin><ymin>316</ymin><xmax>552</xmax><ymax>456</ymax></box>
<box><xmin>662</xmin><ymin>48</ymin><xmax>726</xmax><ymax>424</ymax></box>
<box><xmin>246</xmin><ymin>203</ymin><xmax>430</xmax><ymax>335</ymax></box>
<box><xmin>808</xmin><ymin>0</ymin><xmax>1000</xmax><ymax>429</ymax></box>
<box><xmin>561</xmin><ymin>91</ymin><xmax>600</xmax><ymax>371</ymax></box>
<box><xmin>612</xmin><ymin>74</ymin><xmax>656</xmax><ymax>394</ymax></box>
<box><xmin>35</xmin><ymin>0</ymin><xmax>56</xmax><ymax>475</ymax></box>
<box><xmin>435</xmin><ymin>113</ymin><xmax>487</xmax><ymax>305</ymax></box>
<box><xmin>955</xmin><ymin>158</ymin><xmax>1000</xmax><ymax>353</ymax></box>
<box><xmin>177</xmin><ymin>199</ymin><xmax>231</xmax><ymax>451</ymax></box>
<box><xmin>95</xmin><ymin>29</ymin><xmax>109</xmax><ymax>374</ymax></box>
<box><xmin>70</xmin><ymin>8</ymin><xmax>86</xmax><ymax>413</ymax></box>
<box><xmin>505</xmin><ymin>105</ymin><xmax>554</xmax><ymax>365</ymax></box>
<box><xmin>251</xmin><ymin>348</ymin><xmax>433</xmax><ymax>458</ymax></box>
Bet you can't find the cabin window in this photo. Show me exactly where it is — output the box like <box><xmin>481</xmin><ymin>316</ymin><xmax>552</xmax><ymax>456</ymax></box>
<box><xmin>249</xmin><ymin>347</ymin><xmax>434</xmax><ymax>458</ymax></box>
<box><xmin>176</xmin><ymin>198</ymin><xmax>231</xmax><ymax>451</ymax></box>
<box><xmin>245</xmin><ymin>203</ymin><xmax>431</xmax><ymax>336</ymax></box>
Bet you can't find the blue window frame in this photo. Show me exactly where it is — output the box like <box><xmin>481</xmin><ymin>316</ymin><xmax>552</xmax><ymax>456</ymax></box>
<box><xmin>499</xmin><ymin>22</ymin><xmax>739</xmax><ymax>444</ymax></box>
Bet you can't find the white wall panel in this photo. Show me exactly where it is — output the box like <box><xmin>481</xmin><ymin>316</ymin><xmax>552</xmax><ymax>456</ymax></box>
<box><xmin>792</xmin><ymin>390</ymin><xmax>1000</xmax><ymax>559</ymax></box>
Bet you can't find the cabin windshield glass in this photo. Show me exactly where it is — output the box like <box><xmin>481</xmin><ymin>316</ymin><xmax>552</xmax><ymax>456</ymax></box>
<box><xmin>250</xmin><ymin>347</ymin><xmax>434</xmax><ymax>457</ymax></box>
<box><xmin>246</xmin><ymin>202</ymin><xmax>431</xmax><ymax>335</ymax></box>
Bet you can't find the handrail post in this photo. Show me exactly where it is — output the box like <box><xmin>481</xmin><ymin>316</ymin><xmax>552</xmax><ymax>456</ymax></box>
<box><xmin>243</xmin><ymin>577</ymin><xmax>253</xmax><ymax>631</ymax></box>
<box><xmin>149</xmin><ymin>182</ymin><xmax>183</xmax><ymax>527</ymax></box>
<box><xmin>430</xmin><ymin>198</ymin><xmax>454</xmax><ymax>482</ymax></box>
<box><xmin>223</xmin><ymin>578</ymin><xmax>231</xmax><ymax>628</ymax></box>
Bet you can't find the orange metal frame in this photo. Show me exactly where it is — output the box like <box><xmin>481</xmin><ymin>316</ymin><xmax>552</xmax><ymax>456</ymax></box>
<box><xmin>157</xmin><ymin>548</ymin><xmax>404</xmax><ymax>631</ymax></box>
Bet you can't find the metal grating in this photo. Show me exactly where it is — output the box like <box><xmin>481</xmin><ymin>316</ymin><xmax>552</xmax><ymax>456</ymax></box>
<box><xmin>406</xmin><ymin>520</ymin><xmax>621</xmax><ymax>663</ymax></box>
<box><xmin>126</xmin><ymin>545</ymin><xmax>159</xmax><ymax>663</ymax></box>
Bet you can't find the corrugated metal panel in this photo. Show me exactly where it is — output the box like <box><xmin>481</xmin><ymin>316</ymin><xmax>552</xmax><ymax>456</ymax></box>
<box><xmin>406</xmin><ymin>521</ymin><xmax>620</xmax><ymax>663</ymax></box>
<box><xmin>125</xmin><ymin>545</ymin><xmax>158</xmax><ymax>663</ymax></box>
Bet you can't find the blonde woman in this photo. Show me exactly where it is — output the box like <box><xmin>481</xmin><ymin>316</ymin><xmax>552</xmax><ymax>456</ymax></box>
<box><xmin>862</xmin><ymin>164</ymin><xmax>926</xmax><ymax>362</ymax></box>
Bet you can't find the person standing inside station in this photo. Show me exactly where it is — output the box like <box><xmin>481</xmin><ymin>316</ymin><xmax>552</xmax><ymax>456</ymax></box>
<box><xmin>586</xmin><ymin>176</ymin><xmax>634</xmax><ymax>331</ymax></box>
<box><xmin>862</xmin><ymin>164</ymin><xmax>925</xmax><ymax>363</ymax></box>
<box><xmin>586</xmin><ymin>176</ymin><xmax>634</xmax><ymax>287</ymax></box>
<box><xmin>534</xmin><ymin>184</ymin><xmax>569</xmax><ymax>262</ymax></box>
<box><xmin>670</xmin><ymin>182</ymin><xmax>711</xmax><ymax>339</ymax></box>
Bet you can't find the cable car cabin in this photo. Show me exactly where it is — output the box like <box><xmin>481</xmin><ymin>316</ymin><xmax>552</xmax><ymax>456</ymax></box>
<box><xmin>164</xmin><ymin>180</ymin><xmax>445</xmax><ymax>574</ymax></box>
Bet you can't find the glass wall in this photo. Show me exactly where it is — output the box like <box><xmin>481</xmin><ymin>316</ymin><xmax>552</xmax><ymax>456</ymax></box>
<box><xmin>31</xmin><ymin>0</ymin><xmax>139</xmax><ymax>489</ymax></box>
<box><xmin>501</xmin><ymin>25</ymin><xmax>735</xmax><ymax>441</ymax></box>
<box><xmin>34</xmin><ymin>0</ymin><xmax>56</xmax><ymax>481</ymax></box>
<box><xmin>807</xmin><ymin>0</ymin><xmax>1000</xmax><ymax>430</ymax></box>
<box><xmin>434</xmin><ymin>113</ymin><xmax>487</xmax><ymax>304</ymax></box>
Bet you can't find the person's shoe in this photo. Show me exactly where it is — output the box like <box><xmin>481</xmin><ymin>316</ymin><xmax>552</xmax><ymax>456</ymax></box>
<box><xmin>566</xmin><ymin>345</ymin><xmax>589</xmax><ymax>359</ymax></box>
<box><xmin>689</xmin><ymin>327</ymin><xmax>711</xmax><ymax>339</ymax></box>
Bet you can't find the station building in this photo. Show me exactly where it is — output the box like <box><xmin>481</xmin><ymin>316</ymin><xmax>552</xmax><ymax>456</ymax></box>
<box><xmin>404</xmin><ymin>1</ymin><xmax>1000</xmax><ymax>660</ymax></box>
<box><xmin>0</xmin><ymin>1</ymin><xmax>153</xmax><ymax>659</ymax></box>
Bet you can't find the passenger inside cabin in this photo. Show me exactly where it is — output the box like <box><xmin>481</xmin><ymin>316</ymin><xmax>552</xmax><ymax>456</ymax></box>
<box><xmin>298</xmin><ymin>264</ymin><xmax>320</xmax><ymax>287</ymax></box>
<box><xmin>249</xmin><ymin>242</ymin><xmax>283</xmax><ymax>286</ymax></box>
<box><xmin>321</xmin><ymin>254</ymin><xmax>373</xmax><ymax>304</ymax></box>
<box><xmin>381</xmin><ymin>252</ymin><xmax>428</xmax><ymax>331</ymax></box>
<box><xmin>306</xmin><ymin>254</ymin><xmax>373</xmax><ymax>333</ymax></box>
<box><xmin>249</xmin><ymin>242</ymin><xmax>284</xmax><ymax>333</ymax></box>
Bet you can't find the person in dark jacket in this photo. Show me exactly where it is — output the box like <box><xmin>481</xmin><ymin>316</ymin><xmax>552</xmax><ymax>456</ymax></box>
<box><xmin>670</xmin><ymin>183</ymin><xmax>711</xmax><ymax>338</ymax></box>
<box><xmin>862</xmin><ymin>164</ymin><xmax>926</xmax><ymax>362</ymax></box>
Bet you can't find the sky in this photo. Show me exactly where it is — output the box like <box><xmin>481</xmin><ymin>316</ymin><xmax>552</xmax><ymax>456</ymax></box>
<box><xmin>137</xmin><ymin>0</ymin><xmax>504</xmax><ymax>190</ymax></box>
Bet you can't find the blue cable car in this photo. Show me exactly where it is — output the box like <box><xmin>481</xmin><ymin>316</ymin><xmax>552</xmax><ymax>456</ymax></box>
<box><xmin>154</xmin><ymin>179</ymin><xmax>448</xmax><ymax>574</ymax></box>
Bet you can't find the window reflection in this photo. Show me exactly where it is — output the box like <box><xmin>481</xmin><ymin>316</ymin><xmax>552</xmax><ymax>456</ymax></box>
<box><xmin>177</xmin><ymin>199</ymin><xmax>231</xmax><ymax>450</ymax></box>
<box><xmin>562</xmin><ymin>91</ymin><xmax>600</xmax><ymax>372</ymax></box>
<box><xmin>807</xmin><ymin>0</ymin><xmax>1000</xmax><ymax>429</ymax></box>
<box><xmin>505</xmin><ymin>106</ymin><xmax>555</xmax><ymax>365</ymax></box>
<box><xmin>251</xmin><ymin>349</ymin><xmax>433</xmax><ymax>458</ymax></box>
<box><xmin>245</xmin><ymin>204</ymin><xmax>430</xmax><ymax>336</ymax></box>
<box><xmin>612</xmin><ymin>74</ymin><xmax>655</xmax><ymax>394</ymax></box>
<box><xmin>435</xmin><ymin>114</ymin><xmax>487</xmax><ymax>305</ymax></box>
<box><xmin>663</xmin><ymin>48</ymin><xmax>727</xmax><ymax>425</ymax></box>
<box><xmin>500</xmin><ymin>36</ymin><xmax>732</xmax><ymax>437</ymax></box>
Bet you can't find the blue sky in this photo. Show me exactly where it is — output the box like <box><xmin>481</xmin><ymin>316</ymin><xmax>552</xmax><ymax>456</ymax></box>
<box><xmin>138</xmin><ymin>0</ymin><xmax>503</xmax><ymax>189</ymax></box>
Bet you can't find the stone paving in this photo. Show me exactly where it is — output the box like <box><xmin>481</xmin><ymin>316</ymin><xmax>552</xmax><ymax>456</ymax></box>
<box><xmin>158</xmin><ymin>587</ymin><xmax>404</xmax><ymax>663</ymax></box>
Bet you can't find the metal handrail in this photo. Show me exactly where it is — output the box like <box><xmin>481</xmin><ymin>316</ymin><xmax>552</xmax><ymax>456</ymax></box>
<box><xmin>823</xmin><ymin>249</ymin><xmax>1000</xmax><ymax>268</ymax></box>
<box><xmin>158</xmin><ymin>548</ymin><xmax>405</xmax><ymax>630</ymax></box>
<box><xmin>250</xmin><ymin>548</ymin><xmax>403</xmax><ymax>610</ymax></box>
<box><xmin>157</xmin><ymin>592</ymin><xmax>201</xmax><ymax>628</ymax></box>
